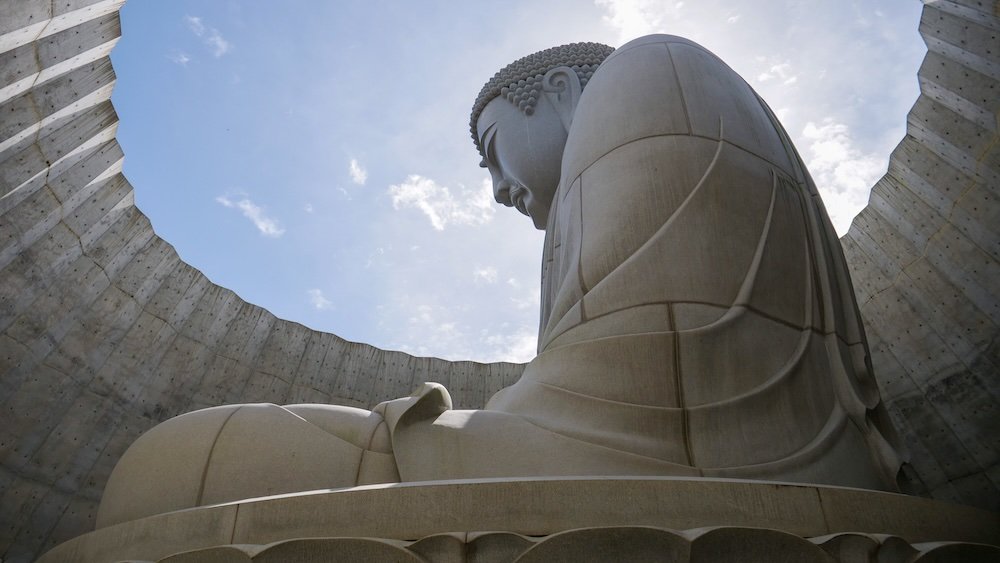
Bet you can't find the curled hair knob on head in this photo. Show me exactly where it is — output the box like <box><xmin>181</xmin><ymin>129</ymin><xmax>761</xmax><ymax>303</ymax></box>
<box><xmin>470</xmin><ymin>42</ymin><xmax>615</xmax><ymax>158</ymax></box>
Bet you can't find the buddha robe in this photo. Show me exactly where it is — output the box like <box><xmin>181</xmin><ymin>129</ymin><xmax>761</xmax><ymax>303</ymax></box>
<box><xmin>478</xmin><ymin>34</ymin><xmax>903</xmax><ymax>489</ymax></box>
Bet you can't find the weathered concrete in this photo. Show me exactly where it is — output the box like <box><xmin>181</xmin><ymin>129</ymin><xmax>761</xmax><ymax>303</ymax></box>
<box><xmin>841</xmin><ymin>0</ymin><xmax>1000</xmax><ymax>512</ymax></box>
<box><xmin>0</xmin><ymin>0</ymin><xmax>997</xmax><ymax>561</ymax></box>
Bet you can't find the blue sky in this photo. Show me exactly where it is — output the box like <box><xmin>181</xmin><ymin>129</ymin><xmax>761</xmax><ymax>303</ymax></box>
<box><xmin>111</xmin><ymin>1</ymin><xmax>926</xmax><ymax>363</ymax></box>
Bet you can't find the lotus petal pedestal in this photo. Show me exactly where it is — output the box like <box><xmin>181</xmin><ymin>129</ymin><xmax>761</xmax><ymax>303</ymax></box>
<box><xmin>40</xmin><ymin>478</ymin><xmax>999</xmax><ymax>562</ymax></box>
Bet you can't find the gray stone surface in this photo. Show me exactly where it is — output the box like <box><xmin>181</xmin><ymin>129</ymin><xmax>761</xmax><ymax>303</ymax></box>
<box><xmin>841</xmin><ymin>0</ymin><xmax>1000</xmax><ymax>511</ymax></box>
<box><xmin>37</xmin><ymin>478</ymin><xmax>1000</xmax><ymax>563</ymax></box>
<box><xmin>452</xmin><ymin>35</ymin><xmax>902</xmax><ymax>489</ymax></box>
<box><xmin>0</xmin><ymin>0</ymin><xmax>997</xmax><ymax>561</ymax></box>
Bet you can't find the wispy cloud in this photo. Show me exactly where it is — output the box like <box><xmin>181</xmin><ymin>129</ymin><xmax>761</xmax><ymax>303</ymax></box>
<box><xmin>216</xmin><ymin>195</ymin><xmax>285</xmax><ymax>237</ymax></box>
<box><xmin>483</xmin><ymin>326</ymin><xmax>537</xmax><ymax>363</ymax></box>
<box><xmin>473</xmin><ymin>266</ymin><xmax>498</xmax><ymax>284</ymax></box>
<box><xmin>349</xmin><ymin>158</ymin><xmax>368</xmax><ymax>185</ymax></box>
<box><xmin>205</xmin><ymin>32</ymin><xmax>231</xmax><ymax>57</ymax></box>
<box><xmin>167</xmin><ymin>51</ymin><xmax>190</xmax><ymax>66</ymax></box>
<box><xmin>511</xmin><ymin>289</ymin><xmax>541</xmax><ymax>311</ymax></box>
<box><xmin>727</xmin><ymin>14</ymin><xmax>741</xmax><ymax>24</ymax></box>
<box><xmin>307</xmin><ymin>289</ymin><xmax>333</xmax><ymax>310</ymax></box>
<box><xmin>185</xmin><ymin>15</ymin><xmax>232</xmax><ymax>58</ymax></box>
<box><xmin>802</xmin><ymin>118</ymin><xmax>885</xmax><ymax>234</ymax></box>
<box><xmin>389</xmin><ymin>299</ymin><xmax>537</xmax><ymax>363</ymax></box>
<box><xmin>365</xmin><ymin>247</ymin><xmax>385</xmax><ymax>269</ymax></box>
<box><xmin>388</xmin><ymin>176</ymin><xmax>494</xmax><ymax>231</ymax></box>
<box><xmin>595</xmin><ymin>0</ymin><xmax>673</xmax><ymax>43</ymax></box>
<box><xmin>756</xmin><ymin>62</ymin><xmax>798</xmax><ymax>85</ymax></box>
<box><xmin>500</xmin><ymin>277</ymin><xmax>541</xmax><ymax>310</ymax></box>
<box><xmin>304</xmin><ymin>203</ymin><xmax>314</xmax><ymax>213</ymax></box>
<box><xmin>185</xmin><ymin>15</ymin><xmax>205</xmax><ymax>35</ymax></box>
<box><xmin>396</xmin><ymin>303</ymin><xmax>462</xmax><ymax>357</ymax></box>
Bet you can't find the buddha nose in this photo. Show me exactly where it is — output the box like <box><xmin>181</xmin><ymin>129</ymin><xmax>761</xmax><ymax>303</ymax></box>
<box><xmin>494</xmin><ymin>178</ymin><xmax>514</xmax><ymax>207</ymax></box>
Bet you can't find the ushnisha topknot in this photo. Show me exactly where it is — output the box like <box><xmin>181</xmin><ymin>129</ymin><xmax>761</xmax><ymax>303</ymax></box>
<box><xmin>470</xmin><ymin>42</ymin><xmax>615</xmax><ymax>158</ymax></box>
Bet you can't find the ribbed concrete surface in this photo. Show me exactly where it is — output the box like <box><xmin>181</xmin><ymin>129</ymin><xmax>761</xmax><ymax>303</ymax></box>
<box><xmin>841</xmin><ymin>0</ymin><xmax>999</xmax><ymax>512</ymax></box>
<box><xmin>0</xmin><ymin>2</ymin><xmax>523</xmax><ymax>560</ymax></box>
<box><xmin>0</xmin><ymin>0</ymin><xmax>996</xmax><ymax>561</ymax></box>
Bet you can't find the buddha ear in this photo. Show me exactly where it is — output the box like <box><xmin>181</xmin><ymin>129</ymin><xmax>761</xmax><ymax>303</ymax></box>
<box><xmin>540</xmin><ymin>66</ymin><xmax>583</xmax><ymax>132</ymax></box>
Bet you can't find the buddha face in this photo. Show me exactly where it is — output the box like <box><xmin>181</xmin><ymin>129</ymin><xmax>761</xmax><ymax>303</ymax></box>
<box><xmin>477</xmin><ymin>94</ymin><xmax>569</xmax><ymax>230</ymax></box>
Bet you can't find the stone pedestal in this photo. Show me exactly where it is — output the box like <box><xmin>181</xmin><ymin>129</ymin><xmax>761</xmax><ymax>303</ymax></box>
<box><xmin>39</xmin><ymin>478</ymin><xmax>999</xmax><ymax>562</ymax></box>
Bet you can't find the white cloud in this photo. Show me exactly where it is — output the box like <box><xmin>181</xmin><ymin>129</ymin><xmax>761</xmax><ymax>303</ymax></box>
<box><xmin>801</xmin><ymin>118</ymin><xmax>886</xmax><ymax>235</ymax></box>
<box><xmin>393</xmin><ymin>300</ymin><xmax>538</xmax><ymax>364</ymax></box>
<box><xmin>205</xmin><ymin>31</ymin><xmax>232</xmax><ymax>57</ymax></box>
<box><xmin>388</xmin><ymin>175</ymin><xmax>494</xmax><ymax>231</ymax></box>
<box><xmin>307</xmin><ymin>289</ymin><xmax>333</xmax><ymax>310</ymax></box>
<box><xmin>304</xmin><ymin>203</ymin><xmax>314</xmax><ymax>213</ymax></box>
<box><xmin>727</xmin><ymin>14</ymin><xmax>741</xmax><ymax>24</ymax></box>
<box><xmin>364</xmin><ymin>247</ymin><xmax>385</xmax><ymax>269</ymax></box>
<box><xmin>511</xmin><ymin>289</ymin><xmax>541</xmax><ymax>311</ymax></box>
<box><xmin>483</xmin><ymin>326</ymin><xmax>537</xmax><ymax>363</ymax></box>
<box><xmin>216</xmin><ymin>195</ymin><xmax>285</xmax><ymax>237</ymax></box>
<box><xmin>184</xmin><ymin>15</ymin><xmax>205</xmax><ymax>35</ymax></box>
<box><xmin>395</xmin><ymin>303</ymin><xmax>463</xmax><ymax>358</ymax></box>
<box><xmin>349</xmin><ymin>158</ymin><xmax>368</xmax><ymax>185</ymax></box>
<box><xmin>473</xmin><ymin>266</ymin><xmax>498</xmax><ymax>284</ymax></box>
<box><xmin>594</xmin><ymin>0</ymin><xmax>674</xmax><ymax>43</ymax></box>
<box><xmin>185</xmin><ymin>15</ymin><xmax>231</xmax><ymax>58</ymax></box>
<box><xmin>409</xmin><ymin>304</ymin><xmax>435</xmax><ymax>325</ymax></box>
<box><xmin>756</xmin><ymin>62</ymin><xmax>796</xmax><ymax>84</ymax></box>
<box><xmin>168</xmin><ymin>51</ymin><xmax>190</xmax><ymax>66</ymax></box>
<box><xmin>501</xmin><ymin>277</ymin><xmax>541</xmax><ymax>310</ymax></box>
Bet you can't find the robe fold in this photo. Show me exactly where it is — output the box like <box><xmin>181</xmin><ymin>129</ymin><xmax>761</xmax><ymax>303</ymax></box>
<box><xmin>483</xmin><ymin>34</ymin><xmax>902</xmax><ymax>490</ymax></box>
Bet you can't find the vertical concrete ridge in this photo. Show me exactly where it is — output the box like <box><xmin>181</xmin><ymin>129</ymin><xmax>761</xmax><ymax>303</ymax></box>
<box><xmin>0</xmin><ymin>3</ymin><xmax>525</xmax><ymax>561</ymax></box>
<box><xmin>920</xmin><ymin>2</ymin><xmax>999</xmax><ymax>80</ymax></box>
<box><xmin>841</xmin><ymin>2</ymin><xmax>999</xmax><ymax>512</ymax></box>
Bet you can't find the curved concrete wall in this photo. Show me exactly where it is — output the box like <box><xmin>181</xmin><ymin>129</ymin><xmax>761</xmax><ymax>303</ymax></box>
<box><xmin>842</xmin><ymin>0</ymin><xmax>998</xmax><ymax>512</ymax></box>
<box><xmin>0</xmin><ymin>0</ymin><xmax>995</xmax><ymax>561</ymax></box>
<box><xmin>0</xmin><ymin>3</ymin><xmax>523</xmax><ymax>560</ymax></box>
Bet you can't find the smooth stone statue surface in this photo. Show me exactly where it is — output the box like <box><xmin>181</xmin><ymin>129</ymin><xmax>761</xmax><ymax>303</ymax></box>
<box><xmin>97</xmin><ymin>35</ymin><xmax>903</xmax><ymax>529</ymax></box>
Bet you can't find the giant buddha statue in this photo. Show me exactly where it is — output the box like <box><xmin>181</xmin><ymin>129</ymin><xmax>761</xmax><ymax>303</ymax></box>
<box><xmin>96</xmin><ymin>35</ymin><xmax>904</xmax><ymax>529</ymax></box>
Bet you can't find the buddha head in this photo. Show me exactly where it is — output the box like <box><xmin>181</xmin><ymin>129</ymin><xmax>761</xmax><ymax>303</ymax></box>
<box><xmin>470</xmin><ymin>42</ymin><xmax>614</xmax><ymax>229</ymax></box>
